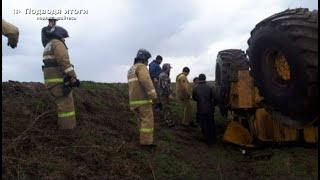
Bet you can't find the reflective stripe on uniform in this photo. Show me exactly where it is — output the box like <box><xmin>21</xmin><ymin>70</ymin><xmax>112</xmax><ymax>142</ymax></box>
<box><xmin>43</xmin><ymin>55</ymin><xmax>55</xmax><ymax>60</ymax></box>
<box><xmin>64</xmin><ymin>66</ymin><xmax>74</xmax><ymax>73</ymax></box>
<box><xmin>128</xmin><ymin>77</ymin><xmax>138</xmax><ymax>83</ymax></box>
<box><xmin>44</xmin><ymin>42</ymin><xmax>52</xmax><ymax>52</ymax></box>
<box><xmin>129</xmin><ymin>99</ymin><xmax>153</xmax><ymax>106</ymax></box>
<box><xmin>58</xmin><ymin>111</ymin><xmax>75</xmax><ymax>118</ymax></box>
<box><xmin>45</xmin><ymin>78</ymin><xmax>64</xmax><ymax>84</ymax></box>
<box><xmin>140</xmin><ymin>128</ymin><xmax>153</xmax><ymax>133</ymax></box>
<box><xmin>148</xmin><ymin>89</ymin><xmax>156</xmax><ymax>94</ymax></box>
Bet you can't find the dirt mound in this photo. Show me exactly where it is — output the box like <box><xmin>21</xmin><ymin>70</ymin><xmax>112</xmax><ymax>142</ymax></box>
<box><xmin>2</xmin><ymin>81</ymin><xmax>318</xmax><ymax>179</ymax></box>
<box><xmin>2</xmin><ymin>81</ymin><xmax>141</xmax><ymax>179</ymax></box>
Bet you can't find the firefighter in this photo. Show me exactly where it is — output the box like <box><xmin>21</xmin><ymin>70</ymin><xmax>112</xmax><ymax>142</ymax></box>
<box><xmin>128</xmin><ymin>49</ymin><xmax>158</xmax><ymax>147</ymax></box>
<box><xmin>176</xmin><ymin>67</ymin><xmax>195</xmax><ymax>127</ymax></box>
<box><xmin>158</xmin><ymin>63</ymin><xmax>174</xmax><ymax>127</ymax></box>
<box><xmin>2</xmin><ymin>19</ymin><xmax>19</xmax><ymax>48</ymax></box>
<box><xmin>41</xmin><ymin>19</ymin><xmax>80</xmax><ymax>129</ymax></box>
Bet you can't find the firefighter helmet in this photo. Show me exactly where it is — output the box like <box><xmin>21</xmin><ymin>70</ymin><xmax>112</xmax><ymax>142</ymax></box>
<box><xmin>136</xmin><ymin>49</ymin><xmax>151</xmax><ymax>60</ymax></box>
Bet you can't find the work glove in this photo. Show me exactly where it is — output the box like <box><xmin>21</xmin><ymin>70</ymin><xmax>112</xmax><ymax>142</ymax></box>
<box><xmin>7</xmin><ymin>37</ymin><xmax>18</xmax><ymax>48</ymax></box>
<box><xmin>63</xmin><ymin>76</ymin><xmax>80</xmax><ymax>95</ymax></box>
<box><xmin>152</xmin><ymin>96</ymin><xmax>159</xmax><ymax>104</ymax></box>
<box><xmin>63</xmin><ymin>75</ymin><xmax>80</xmax><ymax>87</ymax></box>
<box><xmin>186</xmin><ymin>93</ymin><xmax>191</xmax><ymax>99</ymax></box>
<box><xmin>69</xmin><ymin>77</ymin><xmax>80</xmax><ymax>87</ymax></box>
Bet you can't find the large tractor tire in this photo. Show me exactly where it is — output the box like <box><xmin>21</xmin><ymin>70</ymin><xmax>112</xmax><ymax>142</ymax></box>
<box><xmin>215</xmin><ymin>49</ymin><xmax>249</xmax><ymax>116</ymax></box>
<box><xmin>247</xmin><ymin>8</ymin><xmax>318</xmax><ymax>126</ymax></box>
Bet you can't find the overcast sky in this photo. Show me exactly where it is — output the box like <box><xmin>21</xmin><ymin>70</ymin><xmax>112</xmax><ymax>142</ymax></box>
<box><xmin>2</xmin><ymin>0</ymin><xmax>318</xmax><ymax>83</ymax></box>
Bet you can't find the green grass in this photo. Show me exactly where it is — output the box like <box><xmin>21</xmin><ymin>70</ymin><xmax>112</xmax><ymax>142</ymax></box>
<box><xmin>169</xmin><ymin>101</ymin><xmax>184</xmax><ymax>122</ymax></box>
<box><xmin>79</xmin><ymin>81</ymin><xmax>110</xmax><ymax>90</ymax></box>
<box><xmin>153</xmin><ymin>153</ymin><xmax>199</xmax><ymax>179</ymax></box>
<box><xmin>156</xmin><ymin>83</ymin><xmax>317</xmax><ymax>179</ymax></box>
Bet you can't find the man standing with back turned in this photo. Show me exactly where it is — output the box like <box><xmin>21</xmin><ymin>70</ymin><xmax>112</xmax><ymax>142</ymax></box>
<box><xmin>176</xmin><ymin>67</ymin><xmax>194</xmax><ymax>127</ymax></box>
<box><xmin>192</xmin><ymin>74</ymin><xmax>216</xmax><ymax>144</ymax></box>
<box><xmin>41</xmin><ymin>18</ymin><xmax>80</xmax><ymax>129</ymax></box>
<box><xmin>128</xmin><ymin>49</ymin><xmax>158</xmax><ymax>148</ymax></box>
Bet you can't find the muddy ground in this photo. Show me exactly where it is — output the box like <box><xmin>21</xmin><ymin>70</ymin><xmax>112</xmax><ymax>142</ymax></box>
<box><xmin>2</xmin><ymin>81</ymin><xmax>318</xmax><ymax>179</ymax></box>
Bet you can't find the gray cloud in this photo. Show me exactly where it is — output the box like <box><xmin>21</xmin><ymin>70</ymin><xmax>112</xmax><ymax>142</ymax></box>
<box><xmin>2</xmin><ymin>0</ymin><xmax>318</xmax><ymax>82</ymax></box>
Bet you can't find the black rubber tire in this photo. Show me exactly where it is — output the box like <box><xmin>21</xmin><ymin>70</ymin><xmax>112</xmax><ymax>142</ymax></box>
<box><xmin>247</xmin><ymin>8</ymin><xmax>318</xmax><ymax>125</ymax></box>
<box><xmin>215</xmin><ymin>49</ymin><xmax>249</xmax><ymax>116</ymax></box>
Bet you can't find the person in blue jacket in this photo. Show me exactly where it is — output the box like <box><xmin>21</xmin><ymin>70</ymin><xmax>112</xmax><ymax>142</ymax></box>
<box><xmin>149</xmin><ymin>55</ymin><xmax>163</xmax><ymax>110</ymax></box>
<box><xmin>149</xmin><ymin>55</ymin><xmax>163</xmax><ymax>82</ymax></box>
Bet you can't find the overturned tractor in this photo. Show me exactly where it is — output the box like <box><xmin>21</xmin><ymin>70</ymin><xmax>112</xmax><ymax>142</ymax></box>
<box><xmin>215</xmin><ymin>8</ymin><xmax>318</xmax><ymax>147</ymax></box>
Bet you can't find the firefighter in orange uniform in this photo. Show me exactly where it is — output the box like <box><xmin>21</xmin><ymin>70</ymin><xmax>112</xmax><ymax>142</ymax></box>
<box><xmin>41</xmin><ymin>19</ymin><xmax>79</xmax><ymax>129</ymax></box>
<box><xmin>176</xmin><ymin>67</ymin><xmax>196</xmax><ymax>127</ymax></box>
<box><xmin>128</xmin><ymin>49</ymin><xmax>158</xmax><ymax>148</ymax></box>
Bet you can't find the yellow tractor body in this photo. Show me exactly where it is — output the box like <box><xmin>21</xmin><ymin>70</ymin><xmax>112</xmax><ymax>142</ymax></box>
<box><xmin>223</xmin><ymin>70</ymin><xmax>318</xmax><ymax>146</ymax></box>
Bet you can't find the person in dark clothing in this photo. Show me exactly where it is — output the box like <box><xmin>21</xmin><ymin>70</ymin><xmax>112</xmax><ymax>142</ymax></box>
<box><xmin>192</xmin><ymin>74</ymin><xmax>216</xmax><ymax>144</ymax></box>
<box><xmin>193</xmin><ymin>77</ymin><xmax>199</xmax><ymax>88</ymax></box>
<box><xmin>192</xmin><ymin>76</ymin><xmax>200</xmax><ymax>124</ymax></box>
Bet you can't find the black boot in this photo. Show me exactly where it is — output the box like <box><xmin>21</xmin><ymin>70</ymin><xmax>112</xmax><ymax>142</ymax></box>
<box><xmin>189</xmin><ymin>122</ymin><xmax>198</xmax><ymax>128</ymax></box>
<box><xmin>140</xmin><ymin>144</ymin><xmax>157</xmax><ymax>152</ymax></box>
